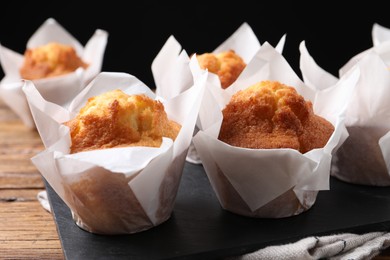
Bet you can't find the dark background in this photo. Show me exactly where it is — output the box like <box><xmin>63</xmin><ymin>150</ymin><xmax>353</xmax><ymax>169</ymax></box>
<box><xmin>1</xmin><ymin>2</ymin><xmax>389</xmax><ymax>89</ymax></box>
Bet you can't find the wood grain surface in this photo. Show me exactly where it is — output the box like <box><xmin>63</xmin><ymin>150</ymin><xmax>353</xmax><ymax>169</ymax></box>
<box><xmin>0</xmin><ymin>98</ymin><xmax>64</xmax><ymax>260</ymax></box>
<box><xmin>0</xmin><ymin>96</ymin><xmax>389</xmax><ymax>260</ymax></box>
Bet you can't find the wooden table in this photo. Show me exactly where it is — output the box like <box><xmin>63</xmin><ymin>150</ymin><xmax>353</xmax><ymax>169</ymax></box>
<box><xmin>0</xmin><ymin>98</ymin><xmax>64</xmax><ymax>259</ymax></box>
<box><xmin>0</xmin><ymin>96</ymin><xmax>390</xmax><ymax>260</ymax></box>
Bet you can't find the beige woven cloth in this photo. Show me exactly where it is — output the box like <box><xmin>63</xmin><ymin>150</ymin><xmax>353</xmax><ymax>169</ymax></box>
<box><xmin>227</xmin><ymin>232</ymin><xmax>390</xmax><ymax>260</ymax></box>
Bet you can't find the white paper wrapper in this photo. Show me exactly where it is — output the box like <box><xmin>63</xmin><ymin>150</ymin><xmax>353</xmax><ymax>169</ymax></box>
<box><xmin>338</xmin><ymin>46</ymin><xmax>390</xmax><ymax>186</ymax></box>
<box><xmin>192</xmin><ymin>42</ymin><xmax>359</xmax><ymax>218</ymax></box>
<box><xmin>372</xmin><ymin>23</ymin><xmax>390</xmax><ymax>47</ymax></box>
<box><xmin>152</xmin><ymin>22</ymin><xmax>286</xmax><ymax>164</ymax></box>
<box><xmin>0</xmin><ymin>17</ymin><xmax>108</xmax><ymax>129</ymax></box>
<box><xmin>301</xmin><ymin>25</ymin><xmax>390</xmax><ymax>186</ymax></box>
<box><xmin>22</xmin><ymin>71</ymin><xmax>207</xmax><ymax>234</ymax></box>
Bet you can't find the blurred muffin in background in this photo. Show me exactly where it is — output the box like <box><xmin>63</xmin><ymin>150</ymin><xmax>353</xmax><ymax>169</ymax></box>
<box><xmin>197</xmin><ymin>49</ymin><xmax>246</xmax><ymax>89</ymax></box>
<box><xmin>20</xmin><ymin>42</ymin><xmax>89</xmax><ymax>80</ymax></box>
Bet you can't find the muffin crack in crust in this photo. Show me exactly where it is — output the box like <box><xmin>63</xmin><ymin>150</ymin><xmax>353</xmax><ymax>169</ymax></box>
<box><xmin>218</xmin><ymin>81</ymin><xmax>334</xmax><ymax>153</ymax></box>
<box><xmin>64</xmin><ymin>89</ymin><xmax>181</xmax><ymax>154</ymax></box>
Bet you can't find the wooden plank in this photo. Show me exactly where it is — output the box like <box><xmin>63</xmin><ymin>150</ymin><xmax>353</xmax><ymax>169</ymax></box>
<box><xmin>0</xmin><ymin>230</ymin><xmax>61</xmax><ymax>240</ymax></box>
<box><xmin>0</xmin><ymin>172</ymin><xmax>44</xmax><ymax>189</ymax></box>
<box><xmin>0</xmin><ymin>99</ymin><xmax>63</xmax><ymax>259</ymax></box>
<box><xmin>0</xmin><ymin>189</ymin><xmax>43</xmax><ymax>201</ymax></box>
<box><xmin>0</xmin><ymin>249</ymin><xmax>64</xmax><ymax>260</ymax></box>
<box><xmin>0</xmin><ymin>200</ymin><xmax>64</xmax><ymax>259</ymax></box>
<box><xmin>0</xmin><ymin>109</ymin><xmax>45</xmax><ymax>189</ymax></box>
<box><xmin>0</xmin><ymin>240</ymin><xmax>63</xmax><ymax>249</ymax></box>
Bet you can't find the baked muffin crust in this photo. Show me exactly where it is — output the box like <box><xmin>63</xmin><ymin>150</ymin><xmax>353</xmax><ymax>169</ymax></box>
<box><xmin>218</xmin><ymin>80</ymin><xmax>334</xmax><ymax>153</ymax></box>
<box><xmin>64</xmin><ymin>89</ymin><xmax>181</xmax><ymax>153</ymax></box>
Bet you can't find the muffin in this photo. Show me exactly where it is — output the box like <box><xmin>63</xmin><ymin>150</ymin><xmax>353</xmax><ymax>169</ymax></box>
<box><xmin>218</xmin><ymin>80</ymin><xmax>334</xmax><ymax>153</ymax></box>
<box><xmin>196</xmin><ymin>50</ymin><xmax>246</xmax><ymax>89</ymax></box>
<box><xmin>193</xmin><ymin>78</ymin><xmax>341</xmax><ymax>218</ymax></box>
<box><xmin>61</xmin><ymin>88</ymin><xmax>181</xmax><ymax>234</ymax></box>
<box><xmin>24</xmin><ymin>71</ymin><xmax>206</xmax><ymax>234</ymax></box>
<box><xmin>193</xmin><ymin>41</ymin><xmax>356</xmax><ymax>218</ymax></box>
<box><xmin>299</xmin><ymin>25</ymin><xmax>390</xmax><ymax>186</ymax></box>
<box><xmin>20</xmin><ymin>42</ymin><xmax>89</xmax><ymax>80</ymax></box>
<box><xmin>330</xmin><ymin>51</ymin><xmax>390</xmax><ymax>186</ymax></box>
<box><xmin>64</xmin><ymin>89</ymin><xmax>181</xmax><ymax>153</ymax></box>
<box><xmin>0</xmin><ymin>18</ymin><xmax>108</xmax><ymax>129</ymax></box>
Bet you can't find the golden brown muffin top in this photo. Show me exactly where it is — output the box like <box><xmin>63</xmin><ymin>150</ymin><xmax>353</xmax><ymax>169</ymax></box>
<box><xmin>218</xmin><ymin>80</ymin><xmax>334</xmax><ymax>153</ymax></box>
<box><xmin>64</xmin><ymin>89</ymin><xmax>181</xmax><ymax>154</ymax></box>
<box><xmin>196</xmin><ymin>50</ymin><xmax>246</xmax><ymax>89</ymax></box>
<box><xmin>20</xmin><ymin>42</ymin><xmax>89</xmax><ymax>80</ymax></box>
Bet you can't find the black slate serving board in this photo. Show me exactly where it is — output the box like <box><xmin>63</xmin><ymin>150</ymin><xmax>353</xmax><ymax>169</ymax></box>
<box><xmin>45</xmin><ymin>162</ymin><xmax>390</xmax><ymax>260</ymax></box>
